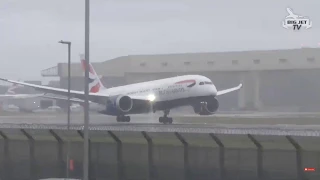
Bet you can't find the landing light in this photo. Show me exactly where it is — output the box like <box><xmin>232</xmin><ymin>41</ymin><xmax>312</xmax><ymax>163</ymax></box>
<box><xmin>147</xmin><ymin>94</ymin><xmax>156</xmax><ymax>102</ymax></box>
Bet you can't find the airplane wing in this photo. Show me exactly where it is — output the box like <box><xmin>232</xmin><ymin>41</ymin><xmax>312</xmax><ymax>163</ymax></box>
<box><xmin>0</xmin><ymin>93</ymin><xmax>45</xmax><ymax>100</ymax></box>
<box><xmin>43</xmin><ymin>93</ymin><xmax>153</xmax><ymax>106</ymax></box>
<box><xmin>42</xmin><ymin>95</ymin><xmax>87</xmax><ymax>104</ymax></box>
<box><xmin>0</xmin><ymin>78</ymin><xmax>151</xmax><ymax>105</ymax></box>
<box><xmin>216</xmin><ymin>84</ymin><xmax>242</xmax><ymax>96</ymax></box>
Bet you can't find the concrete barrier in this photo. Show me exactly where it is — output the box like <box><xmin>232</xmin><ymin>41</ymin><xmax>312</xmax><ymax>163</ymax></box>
<box><xmin>0</xmin><ymin>127</ymin><xmax>319</xmax><ymax>180</ymax></box>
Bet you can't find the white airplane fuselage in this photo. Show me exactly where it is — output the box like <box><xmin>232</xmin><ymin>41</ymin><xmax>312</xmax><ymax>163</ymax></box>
<box><xmin>103</xmin><ymin>75</ymin><xmax>217</xmax><ymax>101</ymax></box>
<box><xmin>96</xmin><ymin>75</ymin><xmax>219</xmax><ymax>116</ymax></box>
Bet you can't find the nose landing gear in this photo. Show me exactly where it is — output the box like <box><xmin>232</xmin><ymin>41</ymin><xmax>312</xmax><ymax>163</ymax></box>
<box><xmin>159</xmin><ymin>109</ymin><xmax>173</xmax><ymax>124</ymax></box>
<box><xmin>116</xmin><ymin>115</ymin><xmax>130</xmax><ymax>122</ymax></box>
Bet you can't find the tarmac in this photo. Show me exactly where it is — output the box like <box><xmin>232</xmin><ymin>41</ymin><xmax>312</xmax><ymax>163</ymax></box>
<box><xmin>0</xmin><ymin>111</ymin><xmax>320</xmax><ymax>126</ymax></box>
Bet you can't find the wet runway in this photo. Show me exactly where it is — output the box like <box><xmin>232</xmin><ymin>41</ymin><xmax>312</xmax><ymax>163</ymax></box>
<box><xmin>0</xmin><ymin>111</ymin><xmax>320</xmax><ymax>126</ymax></box>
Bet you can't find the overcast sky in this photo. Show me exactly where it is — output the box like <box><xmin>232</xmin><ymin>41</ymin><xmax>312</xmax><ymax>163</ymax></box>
<box><xmin>0</xmin><ymin>0</ymin><xmax>319</xmax><ymax>81</ymax></box>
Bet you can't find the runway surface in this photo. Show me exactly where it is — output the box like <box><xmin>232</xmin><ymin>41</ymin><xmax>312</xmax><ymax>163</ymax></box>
<box><xmin>0</xmin><ymin>111</ymin><xmax>320</xmax><ymax>127</ymax></box>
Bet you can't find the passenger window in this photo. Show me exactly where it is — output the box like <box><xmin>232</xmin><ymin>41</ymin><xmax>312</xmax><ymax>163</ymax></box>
<box><xmin>199</xmin><ymin>82</ymin><xmax>204</xmax><ymax>85</ymax></box>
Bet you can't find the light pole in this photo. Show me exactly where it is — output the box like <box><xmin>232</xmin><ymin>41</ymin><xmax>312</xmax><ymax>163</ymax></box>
<box><xmin>84</xmin><ymin>0</ymin><xmax>90</xmax><ymax>180</ymax></box>
<box><xmin>58</xmin><ymin>40</ymin><xmax>71</xmax><ymax>178</ymax></box>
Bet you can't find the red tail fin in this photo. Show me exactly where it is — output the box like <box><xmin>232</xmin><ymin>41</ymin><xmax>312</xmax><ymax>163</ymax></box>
<box><xmin>79</xmin><ymin>54</ymin><xmax>106</xmax><ymax>93</ymax></box>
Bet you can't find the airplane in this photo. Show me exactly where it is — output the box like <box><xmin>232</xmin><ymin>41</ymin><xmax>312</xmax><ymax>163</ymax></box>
<box><xmin>0</xmin><ymin>83</ymin><xmax>45</xmax><ymax>100</ymax></box>
<box><xmin>0</xmin><ymin>55</ymin><xmax>243</xmax><ymax>124</ymax></box>
<box><xmin>78</xmin><ymin>55</ymin><xmax>243</xmax><ymax>118</ymax></box>
<box><xmin>286</xmin><ymin>8</ymin><xmax>304</xmax><ymax>19</ymax></box>
<box><xmin>0</xmin><ymin>83</ymin><xmax>47</xmax><ymax>112</ymax></box>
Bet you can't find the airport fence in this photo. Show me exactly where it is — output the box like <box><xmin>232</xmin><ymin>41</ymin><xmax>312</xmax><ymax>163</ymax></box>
<box><xmin>0</xmin><ymin>124</ymin><xmax>319</xmax><ymax>180</ymax></box>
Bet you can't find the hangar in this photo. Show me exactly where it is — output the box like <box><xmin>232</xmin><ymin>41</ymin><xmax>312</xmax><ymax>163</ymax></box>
<box><xmin>40</xmin><ymin>47</ymin><xmax>320</xmax><ymax>112</ymax></box>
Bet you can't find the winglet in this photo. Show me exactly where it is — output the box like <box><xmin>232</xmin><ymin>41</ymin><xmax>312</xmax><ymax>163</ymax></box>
<box><xmin>216</xmin><ymin>83</ymin><xmax>243</xmax><ymax>96</ymax></box>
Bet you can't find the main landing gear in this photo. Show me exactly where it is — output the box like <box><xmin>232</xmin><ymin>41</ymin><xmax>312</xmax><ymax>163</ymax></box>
<box><xmin>116</xmin><ymin>115</ymin><xmax>130</xmax><ymax>122</ymax></box>
<box><xmin>159</xmin><ymin>109</ymin><xmax>173</xmax><ymax>124</ymax></box>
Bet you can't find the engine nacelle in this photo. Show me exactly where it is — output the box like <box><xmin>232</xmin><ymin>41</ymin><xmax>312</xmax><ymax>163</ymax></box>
<box><xmin>103</xmin><ymin>95</ymin><xmax>133</xmax><ymax>115</ymax></box>
<box><xmin>193</xmin><ymin>97</ymin><xmax>219</xmax><ymax>115</ymax></box>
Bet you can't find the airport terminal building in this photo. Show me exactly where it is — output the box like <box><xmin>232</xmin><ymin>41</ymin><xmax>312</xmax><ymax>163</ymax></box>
<box><xmin>34</xmin><ymin>47</ymin><xmax>320</xmax><ymax>112</ymax></box>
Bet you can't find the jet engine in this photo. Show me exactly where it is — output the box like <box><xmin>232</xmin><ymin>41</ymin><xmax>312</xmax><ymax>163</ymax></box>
<box><xmin>193</xmin><ymin>97</ymin><xmax>219</xmax><ymax>115</ymax></box>
<box><xmin>104</xmin><ymin>95</ymin><xmax>133</xmax><ymax>115</ymax></box>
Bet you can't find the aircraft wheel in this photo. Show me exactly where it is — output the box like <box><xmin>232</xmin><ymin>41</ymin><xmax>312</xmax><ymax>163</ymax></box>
<box><xmin>168</xmin><ymin>117</ymin><xmax>173</xmax><ymax>124</ymax></box>
<box><xmin>126</xmin><ymin>116</ymin><xmax>131</xmax><ymax>122</ymax></box>
<box><xmin>159</xmin><ymin>117</ymin><xmax>173</xmax><ymax>124</ymax></box>
<box><xmin>116</xmin><ymin>116</ymin><xmax>129</xmax><ymax>122</ymax></box>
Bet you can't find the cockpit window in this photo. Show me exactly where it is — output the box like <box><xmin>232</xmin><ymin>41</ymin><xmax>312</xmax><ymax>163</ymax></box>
<box><xmin>199</xmin><ymin>81</ymin><xmax>212</xmax><ymax>85</ymax></box>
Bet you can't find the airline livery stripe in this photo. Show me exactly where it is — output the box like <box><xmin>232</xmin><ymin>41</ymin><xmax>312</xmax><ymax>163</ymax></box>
<box><xmin>175</xmin><ymin>79</ymin><xmax>196</xmax><ymax>87</ymax></box>
<box><xmin>175</xmin><ymin>80</ymin><xmax>196</xmax><ymax>84</ymax></box>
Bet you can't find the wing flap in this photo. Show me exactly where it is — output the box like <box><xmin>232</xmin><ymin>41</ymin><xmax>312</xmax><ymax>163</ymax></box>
<box><xmin>217</xmin><ymin>84</ymin><xmax>242</xmax><ymax>96</ymax></box>
<box><xmin>42</xmin><ymin>95</ymin><xmax>86</xmax><ymax>104</ymax></box>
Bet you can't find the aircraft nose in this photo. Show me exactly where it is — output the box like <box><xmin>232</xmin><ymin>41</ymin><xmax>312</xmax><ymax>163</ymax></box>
<box><xmin>211</xmin><ymin>84</ymin><xmax>217</xmax><ymax>96</ymax></box>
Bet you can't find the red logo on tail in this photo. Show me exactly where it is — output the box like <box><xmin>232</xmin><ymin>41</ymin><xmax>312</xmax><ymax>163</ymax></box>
<box><xmin>81</xmin><ymin>59</ymin><xmax>95</xmax><ymax>74</ymax></box>
<box><xmin>90</xmin><ymin>83</ymin><xmax>100</xmax><ymax>93</ymax></box>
